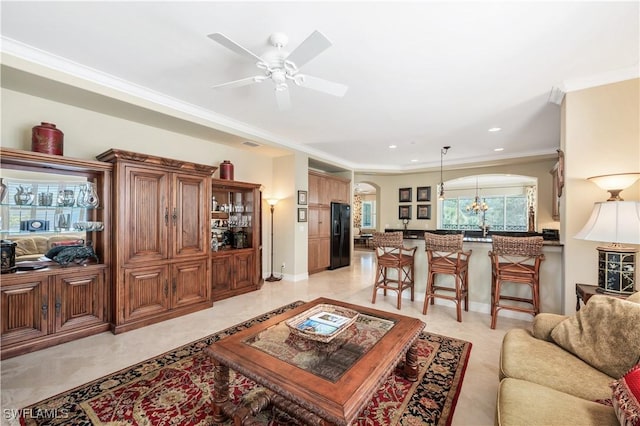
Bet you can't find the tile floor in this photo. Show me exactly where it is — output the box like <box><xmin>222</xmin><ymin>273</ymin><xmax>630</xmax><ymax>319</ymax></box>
<box><xmin>1</xmin><ymin>250</ymin><xmax>532</xmax><ymax>426</ymax></box>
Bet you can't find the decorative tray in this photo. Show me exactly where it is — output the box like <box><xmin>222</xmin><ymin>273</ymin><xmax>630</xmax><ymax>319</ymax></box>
<box><xmin>285</xmin><ymin>304</ymin><xmax>359</xmax><ymax>343</ymax></box>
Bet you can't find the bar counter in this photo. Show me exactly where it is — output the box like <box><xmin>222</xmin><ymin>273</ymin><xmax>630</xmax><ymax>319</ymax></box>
<box><xmin>383</xmin><ymin>230</ymin><xmax>564</xmax><ymax>316</ymax></box>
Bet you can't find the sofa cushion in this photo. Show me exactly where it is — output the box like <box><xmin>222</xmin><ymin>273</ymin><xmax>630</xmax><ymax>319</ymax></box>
<box><xmin>500</xmin><ymin>328</ymin><xmax>614</xmax><ymax>401</ymax></box>
<box><xmin>531</xmin><ymin>313</ymin><xmax>567</xmax><ymax>342</ymax></box>
<box><xmin>496</xmin><ymin>378</ymin><xmax>618</xmax><ymax>426</ymax></box>
<box><xmin>15</xmin><ymin>238</ymin><xmax>38</xmax><ymax>257</ymax></box>
<box><xmin>49</xmin><ymin>238</ymin><xmax>85</xmax><ymax>248</ymax></box>
<box><xmin>611</xmin><ymin>363</ymin><xmax>640</xmax><ymax>426</ymax></box>
<box><xmin>551</xmin><ymin>295</ymin><xmax>640</xmax><ymax>379</ymax></box>
<box><xmin>47</xmin><ymin>235</ymin><xmax>85</xmax><ymax>250</ymax></box>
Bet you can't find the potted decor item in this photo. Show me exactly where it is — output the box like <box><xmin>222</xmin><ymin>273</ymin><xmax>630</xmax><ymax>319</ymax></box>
<box><xmin>32</xmin><ymin>122</ymin><xmax>64</xmax><ymax>155</ymax></box>
<box><xmin>219</xmin><ymin>160</ymin><xmax>234</xmax><ymax>180</ymax></box>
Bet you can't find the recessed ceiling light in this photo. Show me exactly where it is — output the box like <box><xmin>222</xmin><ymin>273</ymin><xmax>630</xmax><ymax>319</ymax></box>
<box><xmin>389</xmin><ymin>145</ymin><xmax>397</xmax><ymax>149</ymax></box>
<box><xmin>410</xmin><ymin>159</ymin><xmax>419</xmax><ymax>163</ymax></box>
<box><xmin>488</xmin><ymin>127</ymin><xmax>502</xmax><ymax>132</ymax></box>
<box><xmin>494</xmin><ymin>147</ymin><xmax>504</xmax><ymax>152</ymax></box>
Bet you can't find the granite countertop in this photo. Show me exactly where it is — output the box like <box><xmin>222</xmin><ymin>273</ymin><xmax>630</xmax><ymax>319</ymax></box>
<box><xmin>387</xmin><ymin>229</ymin><xmax>562</xmax><ymax>246</ymax></box>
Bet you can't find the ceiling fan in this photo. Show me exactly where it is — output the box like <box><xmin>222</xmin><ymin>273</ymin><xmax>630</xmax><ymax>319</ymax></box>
<box><xmin>208</xmin><ymin>31</ymin><xmax>348</xmax><ymax>110</ymax></box>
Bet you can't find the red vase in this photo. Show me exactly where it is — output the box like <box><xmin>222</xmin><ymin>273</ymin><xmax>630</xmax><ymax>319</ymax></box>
<box><xmin>32</xmin><ymin>122</ymin><xmax>64</xmax><ymax>155</ymax></box>
<box><xmin>219</xmin><ymin>160</ymin><xmax>234</xmax><ymax>180</ymax></box>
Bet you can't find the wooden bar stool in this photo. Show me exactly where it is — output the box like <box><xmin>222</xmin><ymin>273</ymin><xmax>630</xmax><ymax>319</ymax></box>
<box><xmin>489</xmin><ymin>235</ymin><xmax>545</xmax><ymax>329</ymax></box>
<box><xmin>423</xmin><ymin>232</ymin><xmax>472</xmax><ymax>322</ymax></box>
<box><xmin>371</xmin><ymin>231</ymin><xmax>417</xmax><ymax>309</ymax></box>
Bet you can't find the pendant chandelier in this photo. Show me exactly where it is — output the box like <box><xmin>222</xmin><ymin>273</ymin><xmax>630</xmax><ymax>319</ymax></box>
<box><xmin>466</xmin><ymin>178</ymin><xmax>489</xmax><ymax>214</ymax></box>
<box><xmin>438</xmin><ymin>146</ymin><xmax>450</xmax><ymax>200</ymax></box>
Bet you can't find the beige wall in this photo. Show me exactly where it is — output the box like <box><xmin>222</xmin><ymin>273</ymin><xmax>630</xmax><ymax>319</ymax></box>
<box><xmin>356</xmin><ymin>159</ymin><xmax>558</xmax><ymax>232</ymax></box>
<box><xmin>269</xmin><ymin>153</ymin><xmax>310</xmax><ymax>281</ymax></box>
<box><xmin>4</xmin><ymin>76</ymin><xmax>638</xmax><ymax>315</ymax></box>
<box><xmin>1</xmin><ymin>88</ymin><xmax>280</xmax><ymax>277</ymax></box>
<box><xmin>563</xmin><ymin>78</ymin><xmax>640</xmax><ymax>313</ymax></box>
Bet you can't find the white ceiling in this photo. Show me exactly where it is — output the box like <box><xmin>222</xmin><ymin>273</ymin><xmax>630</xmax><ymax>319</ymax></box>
<box><xmin>1</xmin><ymin>2</ymin><xmax>638</xmax><ymax>173</ymax></box>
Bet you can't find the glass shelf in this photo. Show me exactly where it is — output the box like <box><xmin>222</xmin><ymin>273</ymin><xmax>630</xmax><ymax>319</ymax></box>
<box><xmin>0</xmin><ymin>230</ymin><xmax>97</xmax><ymax>235</ymax></box>
<box><xmin>0</xmin><ymin>203</ymin><xmax>102</xmax><ymax>209</ymax></box>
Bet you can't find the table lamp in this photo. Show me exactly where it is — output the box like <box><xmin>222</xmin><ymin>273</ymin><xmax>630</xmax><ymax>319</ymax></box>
<box><xmin>575</xmin><ymin>200</ymin><xmax>640</xmax><ymax>294</ymax></box>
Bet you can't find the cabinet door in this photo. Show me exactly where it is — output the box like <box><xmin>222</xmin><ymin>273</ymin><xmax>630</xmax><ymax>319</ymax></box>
<box><xmin>233</xmin><ymin>251</ymin><xmax>255</xmax><ymax>290</ymax></box>
<box><xmin>1</xmin><ymin>278</ymin><xmax>49</xmax><ymax>347</ymax></box>
<box><xmin>123</xmin><ymin>165</ymin><xmax>169</xmax><ymax>264</ymax></box>
<box><xmin>173</xmin><ymin>173</ymin><xmax>209</xmax><ymax>258</ymax></box>
<box><xmin>308</xmin><ymin>206</ymin><xmax>330</xmax><ymax>238</ymax></box>
<box><xmin>53</xmin><ymin>269</ymin><xmax>105</xmax><ymax>333</ymax></box>
<box><xmin>122</xmin><ymin>266</ymin><xmax>170</xmax><ymax>322</ymax></box>
<box><xmin>317</xmin><ymin>238</ymin><xmax>331</xmax><ymax>270</ymax></box>
<box><xmin>211</xmin><ymin>254</ymin><xmax>232</xmax><ymax>296</ymax></box>
<box><xmin>172</xmin><ymin>259</ymin><xmax>209</xmax><ymax>309</ymax></box>
<box><xmin>309</xmin><ymin>237</ymin><xmax>331</xmax><ymax>273</ymax></box>
<box><xmin>308</xmin><ymin>173</ymin><xmax>321</xmax><ymax>205</ymax></box>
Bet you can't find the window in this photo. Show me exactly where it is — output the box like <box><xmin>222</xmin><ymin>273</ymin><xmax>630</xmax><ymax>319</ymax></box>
<box><xmin>441</xmin><ymin>195</ymin><xmax>528</xmax><ymax>231</ymax></box>
<box><xmin>361</xmin><ymin>200</ymin><xmax>376</xmax><ymax>228</ymax></box>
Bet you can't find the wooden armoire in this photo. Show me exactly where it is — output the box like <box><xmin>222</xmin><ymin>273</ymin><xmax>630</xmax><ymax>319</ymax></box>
<box><xmin>97</xmin><ymin>149</ymin><xmax>216</xmax><ymax>333</ymax></box>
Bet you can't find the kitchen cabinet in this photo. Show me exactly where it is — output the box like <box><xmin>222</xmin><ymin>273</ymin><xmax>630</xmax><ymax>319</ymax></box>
<box><xmin>97</xmin><ymin>149</ymin><xmax>215</xmax><ymax>333</ymax></box>
<box><xmin>307</xmin><ymin>170</ymin><xmax>350</xmax><ymax>274</ymax></box>
<box><xmin>0</xmin><ymin>148</ymin><xmax>111</xmax><ymax>359</ymax></box>
<box><xmin>210</xmin><ymin>179</ymin><xmax>262</xmax><ymax>301</ymax></box>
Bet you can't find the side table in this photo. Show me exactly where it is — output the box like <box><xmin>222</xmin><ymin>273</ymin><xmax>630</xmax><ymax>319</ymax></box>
<box><xmin>575</xmin><ymin>283</ymin><xmax>630</xmax><ymax>311</ymax></box>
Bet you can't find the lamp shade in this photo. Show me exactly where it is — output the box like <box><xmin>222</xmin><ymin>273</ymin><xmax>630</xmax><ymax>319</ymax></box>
<box><xmin>588</xmin><ymin>173</ymin><xmax>640</xmax><ymax>191</ymax></box>
<box><xmin>267</xmin><ymin>198</ymin><xmax>279</xmax><ymax>206</ymax></box>
<box><xmin>574</xmin><ymin>201</ymin><xmax>640</xmax><ymax>245</ymax></box>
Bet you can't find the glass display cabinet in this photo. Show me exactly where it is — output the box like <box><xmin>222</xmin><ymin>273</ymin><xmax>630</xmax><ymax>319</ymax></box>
<box><xmin>0</xmin><ymin>147</ymin><xmax>112</xmax><ymax>359</ymax></box>
<box><xmin>210</xmin><ymin>178</ymin><xmax>262</xmax><ymax>301</ymax></box>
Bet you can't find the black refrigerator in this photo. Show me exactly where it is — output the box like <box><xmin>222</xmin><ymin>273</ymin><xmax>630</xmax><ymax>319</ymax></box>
<box><xmin>329</xmin><ymin>202</ymin><xmax>351</xmax><ymax>270</ymax></box>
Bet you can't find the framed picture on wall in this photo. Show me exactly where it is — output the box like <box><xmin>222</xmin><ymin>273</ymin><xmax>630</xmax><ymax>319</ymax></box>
<box><xmin>297</xmin><ymin>190</ymin><xmax>307</xmax><ymax>205</ymax></box>
<box><xmin>298</xmin><ymin>207</ymin><xmax>308</xmax><ymax>222</ymax></box>
<box><xmin>398</xmin><ymin>205</ymin><xmax>412</xmax><ymax>219</ymax></box>
<box><xmin>417</xmin><ymin>204</ymin><xmax>431</xmax><ymax>220</ymax></box>
<box><xmin>399</xmin><ymin>187</ymin><xmax>412</xmax><ymax>202</ymax></box>
<box><xmin>417</xmin><ymin>186</ymin><xmax>431</xmax><ymax>202</ymax></box>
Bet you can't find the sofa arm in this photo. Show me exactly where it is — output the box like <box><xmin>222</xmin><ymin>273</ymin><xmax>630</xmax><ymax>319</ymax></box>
<box><xmin>532</xmin><ymin>313</ymin><xmax>567</xmax><ymax>341</ymax></box>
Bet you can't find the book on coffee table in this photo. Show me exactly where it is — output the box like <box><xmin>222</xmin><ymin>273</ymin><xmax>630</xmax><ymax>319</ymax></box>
<box><xmin>309</xmin><ymin>311</ymin><xmax>352</xmax><ymax>328</ymax></box>
<box><xmin>296</xmin><ymin>319</ymin><xmax>338</xmax><ymax>335</ymax></box>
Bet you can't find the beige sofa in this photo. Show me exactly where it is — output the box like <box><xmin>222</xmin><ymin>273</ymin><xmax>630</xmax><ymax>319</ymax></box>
<box><xmin>11</xmin><ymin>233</ymin><xmax>85</xmax><ymax>261</ymax></box>
<box><xmin>496</xmin><ymin>291</ymin><xmax>640</xmax><ymax>426</ymax></box>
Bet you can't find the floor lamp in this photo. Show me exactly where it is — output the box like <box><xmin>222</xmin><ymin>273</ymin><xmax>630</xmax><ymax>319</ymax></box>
<box><xmin>265</xmin><ymin>198</ymin><xmax>282</xmax><ymax>282</ymax></box>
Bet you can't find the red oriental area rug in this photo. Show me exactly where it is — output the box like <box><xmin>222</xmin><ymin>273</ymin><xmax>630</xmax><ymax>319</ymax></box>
<box><xmin>20</xmin><ymin>301</ymin><xmax>471</xmax><ymax>426</ymax></box>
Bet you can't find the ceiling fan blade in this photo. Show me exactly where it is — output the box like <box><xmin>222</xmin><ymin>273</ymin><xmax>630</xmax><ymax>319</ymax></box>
<box><xmin>208</xmin><ymin>33</ymin><xmax>263</xmax><ymax>63</ymax></box>
<box><xmin>212</xmin><ymin>76</ymin><xmax>266</xmax><ymax>90</ymax></box>
<box><xmin>275</xmin><ymin>86</ymin><xmax>291</xmax><ymax>110</ymax></box>
<box><xmin>297</xmin><ymin>74</ymin><xmax>348</xmax><ymax>97</ymax></box>
<box><xmin>286</xmin><ymin>30</ymin><xmax>332</xmax><ymax>68</ymax></box>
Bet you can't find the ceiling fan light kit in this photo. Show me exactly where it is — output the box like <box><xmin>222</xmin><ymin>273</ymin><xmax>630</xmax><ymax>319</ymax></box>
<box><xmin>208</xmin><ymin>30</ymin><xmax>348</xmax><ymax>110</ymax></box>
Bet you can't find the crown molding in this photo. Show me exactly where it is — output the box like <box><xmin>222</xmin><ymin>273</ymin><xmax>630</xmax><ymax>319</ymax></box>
<box><xmin>561</xmin><ymin>64</ymin><xmax>640</xmax><ymax>93</ymax></box>
<box><xmin>0</xmin><ymin>36</ymin><xmax>361</xmax><ymax>169</ymax></box>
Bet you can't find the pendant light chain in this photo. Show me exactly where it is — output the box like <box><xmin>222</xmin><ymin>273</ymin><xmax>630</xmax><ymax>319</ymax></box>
<box><xmin>439</xmin><ymin>146</ymin><xmax>450</xmax><ymax>200</ymax></box>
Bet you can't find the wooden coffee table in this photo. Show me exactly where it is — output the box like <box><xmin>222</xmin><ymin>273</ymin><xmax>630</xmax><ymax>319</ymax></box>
<box><xmin>205</xmin><ymin>297</ymin><xmax>425</xmax><ymax>425</ymax></box>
